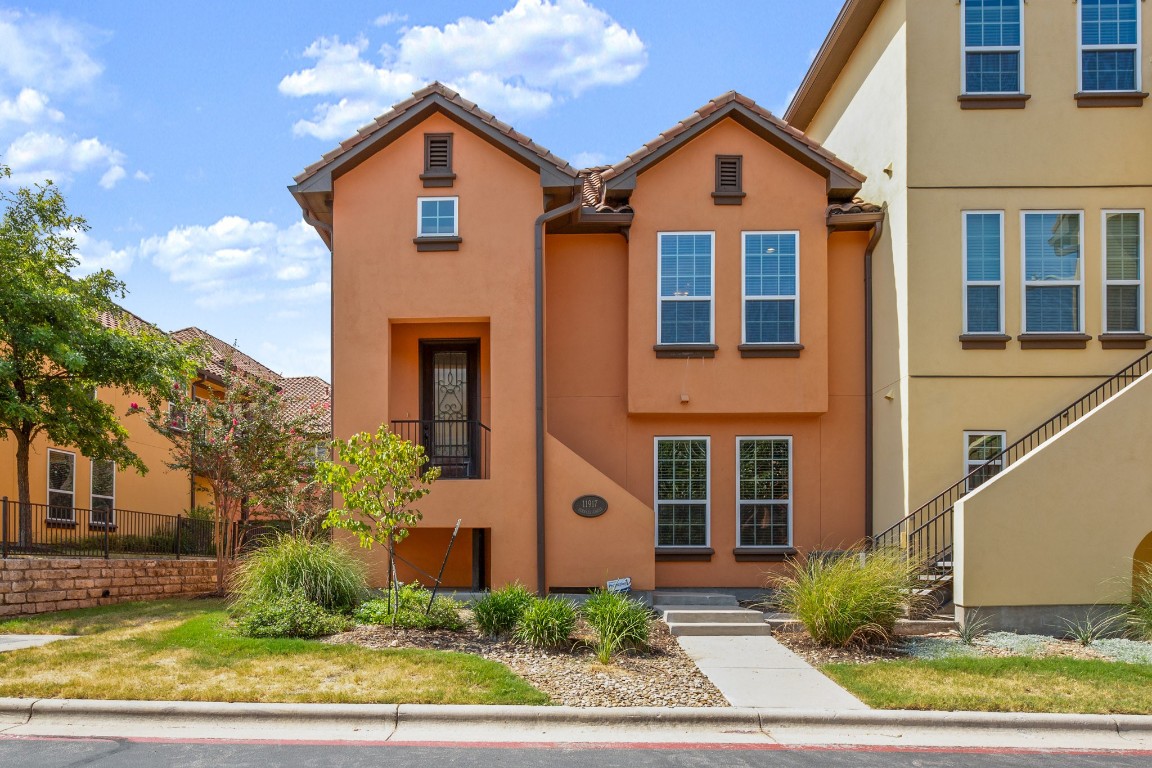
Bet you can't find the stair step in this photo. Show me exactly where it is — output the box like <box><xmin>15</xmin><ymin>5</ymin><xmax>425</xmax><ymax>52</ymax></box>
<box><xmin>662</xmin><ymin>609</ymin><xmax>764</xmax><ymax>624</ymax></box>
<box><xmin>666</xmin><ymin>622</ymin><xmax>773</xmax><ymax>637</ymax></box>
<box><xmin>652</xmin><ymin>592</ymin><xmax>740</xmax><ymax>607</ymax></box>
<box><xmin>765</xmin><ymin>617</ymin><xmax>959</xmax><ymax>636</ymax></box>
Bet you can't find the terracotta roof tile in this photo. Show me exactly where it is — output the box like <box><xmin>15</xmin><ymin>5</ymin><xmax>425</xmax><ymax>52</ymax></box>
<box><xmin>827</xmin><ymin>198</ymin><xmax>883</xmax><ymax>216</ymax></box>
<box><xmin>169</xmin><ymin>327</ymin><xmax>282</xmax><ymax>383</ymax></box>
<box><xmin>280</xmin><ymin>375</ymin><xmax>332</xmax><ymax>433</ymax></box>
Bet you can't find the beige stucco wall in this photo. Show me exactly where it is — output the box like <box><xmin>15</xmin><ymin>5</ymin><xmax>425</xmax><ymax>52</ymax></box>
<box><xmin>954</xmin><ymin>369</ymin><xmax>1152</xmax><ymax>608</ymax></box>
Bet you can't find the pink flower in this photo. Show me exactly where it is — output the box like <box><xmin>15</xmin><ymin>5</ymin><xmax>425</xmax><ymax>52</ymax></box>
<box><xmin>232</xmin><ymin>419</ymin><xmax>237</xmax><ymax>426</ymax></box>
<box><xmin>129</xmin><ymin>402</ymin><xmax>139</xmax><ymax>410</ymax></box>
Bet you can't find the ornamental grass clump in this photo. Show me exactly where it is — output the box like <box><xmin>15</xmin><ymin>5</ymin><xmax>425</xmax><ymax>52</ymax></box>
<box><xmin>770</xmin><ymin>549</ymin><xmax>918</xmax><ymax>647</ymax></box>
<box><xmin>513</xmin><ymin>597</ymin><xmax>577</xmax><ymax>649</ymax></box>
<box><xmin>354</xmin><ymin>582</ymin><xmax>464</xmax><ymax>630</ymax></box>
<box><xmin>230</xmin><ymin>535</ymin><xmax>368</xmax><ymax>614</ymax></box>
<box><xmin>582</xmin><ymin>589</ymin><xmax>651</xmax><ymax>663</ymax></box>
<box><xmin>1128</xmin><ymin>571</ymin><xmax>1152</xmax><ymax>641</ymax></box>
<box><xmin>473</xmin><ymin>583</ymin><xmax>535</xmax><ymax>637</ymax></box>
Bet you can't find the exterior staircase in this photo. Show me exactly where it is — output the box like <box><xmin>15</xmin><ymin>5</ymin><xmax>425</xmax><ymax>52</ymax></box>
<box><xmin>873</xmin><ymin>349</ymin><xmax>1152</xmax><ymax>617</ymax></box>
<box><xmin>654</xmin><ymin>592</ymin><xmax>772</xmax><ymax>636</ymax></box>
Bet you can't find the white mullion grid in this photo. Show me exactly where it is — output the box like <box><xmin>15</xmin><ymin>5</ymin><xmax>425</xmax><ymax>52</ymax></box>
<box><xmin>963</xmin><ymin>430</ymin><xmax>1006</xmax><ymax>492</ymax></box>
<box><xmin>960</xmin><ymin>0</ymin><xmax>1025</xmax><ymax>95</ymax></box>
<box><xmin>416</xmin><ymin>196</ymin><xmax>458</xmax><ymax>237</ymax></box>
<box><xmin>46</xmin><ymin>448</ymin><xmax>76</xmax><ymax>522</ymax></box>
<box><xmin>1078</xmin><ymin>0</ymin><xmax>1142</xmax><ymax>92</ymax></box>
<box><xmin>1102</xmin><ymin>209</ymin><xmax>1145</xmax><ymax>334</ymax></box>
<box><xmin>656</xmin><ymin>231</ymin><xmax>715</xmax><ymax>345</ymax></box>
<box><xmin>962</xmin><ymin>211</ymin><xmax>1005</xmax><ymax>335</ymax></box>
<box><xmin>90</xmin><ymin>459</ymin><xmax>116</xmax><ymax>527</ymax></box>
<box><xmin>741</xmin><ymin>231</ymin><xmax>800</xmax><ymax>345</ymax></box>
<box><xmin>735</xmin><ymin>436</ymin><xmax>793</xmax><ymax>548</ymax></box>
<box><xmin>1020</xmin><ymin>210</ymin><xmax>1085</xmax><ymax>334</ymax></box>
<box><xmin>653</xmin><ymin>436</ymin><xmax>711</xmax><ymax>548</ymax></box>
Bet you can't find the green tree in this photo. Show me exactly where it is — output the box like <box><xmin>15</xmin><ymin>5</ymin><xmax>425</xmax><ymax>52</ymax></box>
<box><xmin>0</xmin><ymin>165</ymin><xmax>197</xmax><ymax>545</ymax></box>
<box><xmin>146</xmin><ymin>357</ymin><xmax>330</xmax><ymax>591</ymax></box>
<box><xmin>318</xmin><ymin>426</ymin><xmax>440</xmax><ymax>618</ymax></box>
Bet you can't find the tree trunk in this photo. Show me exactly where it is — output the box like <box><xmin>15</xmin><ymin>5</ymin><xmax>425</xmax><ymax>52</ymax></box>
<box><xmin>213</xmin><ymin>491</ymin><xmax>229</xmax><ymax>595</ymax></box>
<box><xmin>15</xmin><ymin>430</ymin><xmax>32</xmax><ymax>548</ymax></box>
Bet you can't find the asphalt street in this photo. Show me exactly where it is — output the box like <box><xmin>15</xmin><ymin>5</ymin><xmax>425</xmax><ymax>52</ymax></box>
<box><xmin>1</xmin><ymin>737</ymin><xmax>1150</xmax><ymax>768</ymax></box>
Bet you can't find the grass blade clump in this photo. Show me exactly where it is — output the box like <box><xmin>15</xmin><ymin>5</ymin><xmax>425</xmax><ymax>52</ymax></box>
<box><xmin>354</xmin><ymin>582</ymin><xmax>463</xmax><ymax>630</ymax></box>
<box><xmin>230</xmin><ymin>535</ymin><xmax>367</xmax><ymax>614</ymax></box>
<box><xmin>472</xmin><ymin>582</ymin><xmax>534</xmax><ymax>637</ymax></box>
<box><xmin>771</xmin><ymin>548</ymin><xmax>918</xmax><ymax>647</ymax></box>
<box><xmin>957</xmin><ymin>609</ymin><xmax>990</xmax><ymax>645</ymax></box>
<box><xmin>513</xmin><ymin>597</ymin><xmax>577</xmax><ymax>649</ymax></box>
<box><xmin>582</xmin><ymin>589</ymin><xmax>651</xmax><ymax>663</ymax></box>
<box><xmin>1128</xmin><ymin>571</ymin><xmax>1152</xmax><ymax>641</ymax></box>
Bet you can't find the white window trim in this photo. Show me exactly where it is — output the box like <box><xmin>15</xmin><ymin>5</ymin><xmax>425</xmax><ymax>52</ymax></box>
<box><xmin>1078</xmin><ymin>0</ymin><xmax>1142</xmax><ymax>93</ymax></box>
<box><xmin>963</xmin><ymin>430</ymin><xmax>1007</xmax><ymax>492</ymax></box>
<box><xmin>416</xmin><ymin>196</ymin><xmax>459</xmax><ymax>238</ymax></box>
<box><xmin>90</xmin><ymin>459</ymin><xmax>116</xmax><ymax>527</ymax></box>
<box><xmin>1102</xmin><ymin>209</ymin><xmax>1145</xmax><ymax>334</ymax></box>
<box><xmin>960</xmin><ymin>0</ymin><xmax>1025</xmax><ymax>95</ymax></box>
<box><xmin>962</xmin><ymin>211</ymin><xmax>1006</xmax><ymax>335</ymax></box>
<box><xmin>741</xmin><ymin>231</ymin><xmax>800</xmax><ymax>345</ymax></box>
<box><xmin>653</xmin><ymin>436</ymin><xmax>711</xmax><ymax>549</ymax></box>
<box><xmin>46</xmin><ymin>448</ymin><xmax>76</xmax><ymax>522</ymax></box>
<box><xmin>656</xmin><ymin>231</ymin><xmax>716</xmax><ymax>346</ymax></box>
<box><xmin>1020</xmin><ymin>210</ymin><xmax>1085</xmax><ymax>334</ymax></box>
<box><xmin>735</xmin><ymin>436</ymin><xmax>793</xmax><ymax>549</ymax></box>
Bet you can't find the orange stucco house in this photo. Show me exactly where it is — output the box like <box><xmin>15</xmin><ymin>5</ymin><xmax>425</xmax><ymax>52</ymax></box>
<box><xmin>291</xmin><ymin>83</ymin><xmax>883</xmax><ymax>595</ymax></box>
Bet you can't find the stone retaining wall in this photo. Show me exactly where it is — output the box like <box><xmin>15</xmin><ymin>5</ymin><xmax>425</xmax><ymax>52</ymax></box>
<box><xmin>0</xmin><ymin>557</ymin><xmax>217</xmax><ymax>616</ymax></box>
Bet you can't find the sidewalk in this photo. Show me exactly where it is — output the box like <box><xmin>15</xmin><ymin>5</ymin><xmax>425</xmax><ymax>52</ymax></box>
<box><xmin>0</xmin><ymin>635</ymin><xmax>76</xmax><ymax>653</ymax></box>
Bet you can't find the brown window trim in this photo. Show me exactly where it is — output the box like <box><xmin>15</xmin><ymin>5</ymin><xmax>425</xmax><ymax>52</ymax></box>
<box><xmin>1099</xmin><ymin>332</ymin><xmax>1151</xmax><ymax>350</ymax></box>
<box><xmin>420</xmin><ymin>170</ymin><xmax>457</xmax><ymax>188</ymax></box>
<box><xmin>738</xmin><ymin>343</ymin><xmax>803</xmax><ymax>358</ymax></box>
<box><xmin>414</xmin><ymin>236</ymin><xmax>462</xmax><ymax>252</ymax></box>
<box><xmin>87</xmin><ymin>522</ymin><xmax>118</xmax><ymax>532</ymax></box>
<box><xmin>655</xmin><ymin>546</ymin><xmax>714</xmax><ymax>562</ymax></box>
<box><xmin>1075</xmin><ymin>91</ymin><xmax>1149</xmax><ymax>108</ymax></box>
<box><xmin>45</xmin><ymin>518</ymin><xmax>78</xmax><ymax>529</ymax></box>
<box><xmin>959</xmin><ymin>333</ymin><xmax>1011</xmax><ymax>350</ymax></box>
<box><xmin>713</xmin><ymin>155</ymin><xmax>744</xmax><ymax>206</ymax></box>
<box><xmin>653</xmin><ymin>343</ymin><xmax>718</xmax><ymax>359</ymax></box>
<box><xmin>733</xmin><ymin>546</ymin><xmax>797</xmax><ymax>562</ymax></box>
<box><xmin>957</xmin><ymin>93</ymin><xmax>1031</xmax><ymax>110</ymax></box>
<box><xmin>1017</xmin><ymin>333</ymin><xmax>1091</xmax><ymax>350</ymax></box>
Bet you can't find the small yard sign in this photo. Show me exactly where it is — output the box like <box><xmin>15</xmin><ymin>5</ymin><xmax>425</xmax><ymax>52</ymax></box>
<box><xmin>606</xmin><ymin>577</ymin><xmax>631</xmax><ymax>594</ymax></box>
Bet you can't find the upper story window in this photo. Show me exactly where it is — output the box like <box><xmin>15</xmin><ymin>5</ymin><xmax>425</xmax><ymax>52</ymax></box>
<box><xmin>743</xmin><ymin>232</ymin><xmax>799</xmax><ymax>345</ymax></box>
<box><xmin>1080</xmin><ymin>0</ymin><xmax>1140</xmax><ymax>93</ymax></box>
<box><xmin>713</xmin><ymin>155</ymin><xmax>745</xmax><ymax>205</ymax></box>
<box><xmin>418</xmin><ymin>197</ymin><xmax>458</xmax><ymax>237</ymax></box>
<box><xmin>655</xmin><ymin>437</ymin><xmax>709</xmax><ymax>548</ymax></box>
<box><xmin>963</xmin><ymin>211</ymin><xmax>1004</xmax><ymax>335</ymax></box>
<box><xmin>658</xmin><ymin>232</ymin><xmax>714</xmax><ymax>345</ymax></box>
<box><xmin>737</xmin><ymin>437</ymin><xmax>792</xmax><ymax>548</ymax></box>
<box><xmin>47</xmin><ymin>449</ymin><xmax>76</xmax><ymax>522</ymax></box>
<box><xmin>421</xmin><ymin>133</ymin><xmax>455</xmax><ymax>188</ymax></box>
<box><xmin>964</xmin><ymin>431</ymin><xmax>1006</xmax><ymax>492</ymax></box>
<box><xmin>962</xmin><ymin>0</ymin><xmax>1023</xmax><ymax>94</ymax></box>
<box><xmin>1022</xmin><ymin>212</ymin><xmax>1084</xmax><ymax>334</ymax></box>
<box><xmin>1103</xmin><ymin>210</ymin><xmax>1144</xmax><ymax>334</ymax></box>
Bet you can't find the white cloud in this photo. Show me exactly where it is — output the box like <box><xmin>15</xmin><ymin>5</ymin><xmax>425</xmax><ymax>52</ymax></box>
<box><xmin>2</xmin><ymin>131</ymin><xmax>126</xmax><ymax>186</ymax></box>
<box><xmin>373</xmin><ymin>12</ymin><xmax>408</xmax><ymax>27</ymax></box>
<box><xmin>133</xmin><ymin>170</ymin><xmax>150</xmax><ymax>182</ymax></box>
<box><xmin>257</xmin><ymin>332</ymin><xmax>331</xmax><ymax>379</ymax></box>
<box><xmin>0</xmin><ymin>88</ymin><xmax>64</xmax><ymax>126</ymax></box>
<box><xmin>0</xmin><ymin>10</ymin><xmax>103</xmax><ymax>94</ymax></box>
<box><xmin>570</xmin><ymin>150</ymin><xmax>608</xmax><ymax>168</ymax></box>
<box><xmin>98</xmin><ymin>164</ymin><xmax>125</xmax><ymax>189</ymax></box>
<box><xmin>71</xmin><ymin>229</ymin><xmax>133</xmax><ymax>274</ymax></box>
<box><xmin>280</xmin><ymin>0</ymin><xmax>647</xmax><ymax>140</ymax></box>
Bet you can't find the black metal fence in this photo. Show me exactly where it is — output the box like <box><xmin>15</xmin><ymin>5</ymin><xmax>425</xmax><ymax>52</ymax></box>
<box><xmin>390</xmin><ymin>419</ymin><xmax>491</xmax><ymax>479</ymax></box>
<box><xmin>1</xmin><ymin>496</ymin><xmax>215</xmax><ymax>559</ymax></box>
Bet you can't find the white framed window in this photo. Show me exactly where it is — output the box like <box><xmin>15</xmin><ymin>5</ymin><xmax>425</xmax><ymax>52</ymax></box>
<box><xmin>654</xmin><ymin>437</ymin><xmax>710</xmax><ymax>548</ymax></box>
<box><xmin>167</xmin><ymin>401</ymin><xmax>187</xmax><ymax>432</ymax></box>
<box><xmin>743</xmin><ymin>232</ymin><xmax>799</xmax><ymax>344</ymax></box>
<box><xmin>736</xmin><ymin>437</ymin><xmax>792</xmax><ymax>548</ymax></box>
<box><xmin>964</xmin><ymin>431</ymin><xmax>1006</xmax><ymax>492</ymax></box>
<box><xmin>47</xmin><ymin>449</ymin><xmax>76</xmax><ymax>522</ymax></box>
<box><xmin>658</xmin><ymin>232</ymin><xmax>715</xmax><ymax>345</ymax></box>
<box><xmin>1103</xmin><ymin>210</ymin><xmax>1144</xmax><ymax>334</ymax></box>
<box><xmin>417</xmin><ymin>196</ymin><xmax>458</xmax><ymax>237</ymax></box>
<box><xmin>963</xmin><ymin>211</ymin><xmax>1005</xmax><ymax>334</ymax></box>
<box><xmin>962</xmin><ymin>0</ymin><xmax>1023</xmax><ymax>94</ymax></box>
<box><xmin>1022</xmin><ymin>211</ymin><xmax>1084</xmax><ymax>333</ymax></box>
<box><xmin>90</xmin><ymin>460</ymin><xmax>115</xmax><ymax>527</ymax></box>
<box><xmin>1080</xmin><ymin>0</ymin><xmax>1140</xmax><ymax>93</ymax></box>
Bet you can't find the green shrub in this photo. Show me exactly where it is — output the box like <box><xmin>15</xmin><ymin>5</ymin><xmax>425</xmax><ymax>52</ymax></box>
<box><xmin>514</xmin><ymin>597</ymin><xmax>577</xmax><ymax>649</ymax></box>
<box><xmin>1128</xmin><ymin>571</ymin><xmax>1152</xmax><ymax>641</ymax></box>
<box><xmin>354</xmin><ymin>583</ymin><xmax>463</xmax><ymax>630</ymax></box>
<box><xmin>771</xmin><ymin>549</ymin><xmax>917</xmax><ymax>647</ymax></box>
<box><xmin>235</xmin><ymin>590</ymin><xmax>351</xmax><ymax>638</ymax></box>
<box><xmin>473</xmin><ymin>582</ymin><xmax>535</xmax><ymax>637</ymax></box>
<box><xmin>582</xmin><ymin>589</ymin><xmax>651</xmax><ymax>663</ymax></box>
<box><xmin>230</xmin><ymin>535</ymin><xmax>367</xmax><ymax>613</ymax></box>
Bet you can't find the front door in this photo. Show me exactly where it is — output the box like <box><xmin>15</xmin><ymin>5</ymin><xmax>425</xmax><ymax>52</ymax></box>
<box><xmin>419</xmin><ymin>340</ymin><xmax>480</xmax><ymax>478</ymax></box>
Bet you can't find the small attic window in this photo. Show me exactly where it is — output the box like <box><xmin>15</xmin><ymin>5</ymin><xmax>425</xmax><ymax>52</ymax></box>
<box><xmin>712</xmin><ymin>155</ymin><xmax>745</xmax><ymax>205</ymax></box>
<box><xmin>421</xmin><ymin>133</ymin><xmax>456</xmax><ymax>188</ymax></box>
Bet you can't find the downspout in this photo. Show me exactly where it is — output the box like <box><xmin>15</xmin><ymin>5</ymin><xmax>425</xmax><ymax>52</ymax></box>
<box><xmin>534</xmin><ymin>196</ymin><xmax>583</xmax><ymax>595</ymax></box>
<box><xmin>864</xmin><ymin>213</ymin><xmax>885</xmax><ymax>540</ymax></box>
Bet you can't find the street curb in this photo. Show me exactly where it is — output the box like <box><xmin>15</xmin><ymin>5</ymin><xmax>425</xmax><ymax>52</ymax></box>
<box><xmin>2</xmin><ymin>699</ymin><xmax>1151</xmax><ymax>735</ymax></box>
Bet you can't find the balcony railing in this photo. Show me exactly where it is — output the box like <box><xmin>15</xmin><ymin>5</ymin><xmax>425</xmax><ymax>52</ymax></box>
<box><xmin>391</xmin><ymin>419</ymin><xmax>491</xmax><ymax>479</ymax></box>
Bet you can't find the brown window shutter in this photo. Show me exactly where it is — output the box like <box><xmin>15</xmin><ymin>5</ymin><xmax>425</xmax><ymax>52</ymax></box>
<box><xmin>713</xmin><ymin>155</ymin><xmax>745</xmax><ymax>205</ymax></box>
<box><xmin>422</xmin><ymin>134</ymin><xmax>456</xmax><ymax>187</ymax></box>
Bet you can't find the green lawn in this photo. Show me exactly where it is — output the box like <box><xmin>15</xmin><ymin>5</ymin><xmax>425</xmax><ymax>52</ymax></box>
<box><xmin>0</xmin><ymin>600</ymin><xmax>548</xmax><ymax>705</ymax></box>
<box><xmin>824</xmin><ymin>656</ymin><xmax>1152</xmax><ymax>714</ymax></box>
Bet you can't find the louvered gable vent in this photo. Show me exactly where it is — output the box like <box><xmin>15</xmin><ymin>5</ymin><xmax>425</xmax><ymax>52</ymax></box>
<box><xmin>422</xmin><ymin>133</ymin><xmax>456</xmax><ymax>187</ymax></box>
<box><xmin>713</xmin><ymin>154</ymin><xmax>745</xmax><ymax>205</ymax></box>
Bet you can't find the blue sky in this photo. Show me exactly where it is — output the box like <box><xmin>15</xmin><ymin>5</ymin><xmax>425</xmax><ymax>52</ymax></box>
<box><xmin>0</xmin><ymin>0</ymin><xmax>843</xmax><ymax>379</ymax></box>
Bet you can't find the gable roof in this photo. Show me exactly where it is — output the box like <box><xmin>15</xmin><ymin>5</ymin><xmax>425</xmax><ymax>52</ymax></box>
<box><xmin>784</xmin><ymin>0</ymin><xmax>885</xmax><ymax>130</ymax></box>
<box><xmin>603</xmin><ymin>90</ymin><xmax>864</xmax><ymax>199</ymax></box>
<box><xmin>170</xmin><ymin>326</ymin><xmax>282</xmax><ymax>383</ymax></box>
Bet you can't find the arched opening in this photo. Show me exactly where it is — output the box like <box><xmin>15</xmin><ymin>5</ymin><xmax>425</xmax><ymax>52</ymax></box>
<box><xmin>1133</xmin><ymin>531</ymin><xmax>1152</xmax><ymax>593</ymax></box>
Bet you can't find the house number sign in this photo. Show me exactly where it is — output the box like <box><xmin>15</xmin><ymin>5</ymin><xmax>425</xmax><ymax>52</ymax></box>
<box><xmin>573</xmin><ymin>495</ymin><xmax>608</xmax><ymax>518</ymax></box>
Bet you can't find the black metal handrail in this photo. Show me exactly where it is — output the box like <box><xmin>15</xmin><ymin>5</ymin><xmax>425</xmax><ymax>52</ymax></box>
<box><xmin>390</xmin><ymin>419</ymin><xmax>491</xmax><ymax>480</ymax></box>
<box><xmin>1</xmin><ymin>496</ymin><xmax>215</xmax><ymax>559</ymax></box>
<box><xmin>873</xmin><ymin>347</ymin><xmax>1152</xmax><ymax>573</ymax></box>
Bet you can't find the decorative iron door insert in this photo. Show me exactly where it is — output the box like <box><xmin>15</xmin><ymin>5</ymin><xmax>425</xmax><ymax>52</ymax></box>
<box><xmin>419</xmin><ymin>340</ymin><xmax>480</xmax><ymax>478</ymax></box>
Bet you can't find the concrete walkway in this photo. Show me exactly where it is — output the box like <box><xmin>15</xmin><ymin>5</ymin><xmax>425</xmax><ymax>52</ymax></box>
<box><xmin>676</xmin><ymin>635</ymin><xmax>867</xmax><ymax>710</ymax></box>
<box><xmin>0</xmin><ymin>635</ymin><xmax>77</xmax><ymax>653</ymax></box>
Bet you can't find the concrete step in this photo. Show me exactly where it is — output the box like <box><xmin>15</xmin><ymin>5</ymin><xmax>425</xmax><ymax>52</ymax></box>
<box><xmin>666</xmin><ymin>621</ymin><xmax>773</xmax><ymax>637</ymax></box>
<box><xmin>652</xmin><ymin>592</ymin><xmax>740</xmax><ymax>608</ymax></box>
<box><xmin>662</xmin><ymin>609</ymin><xmax>765</xmax><ymax>624</ymax></box>
<box><xmin>764</xmin><ymin>616</ymin><xmax>958</xmax><ymax>637</ymax></box>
